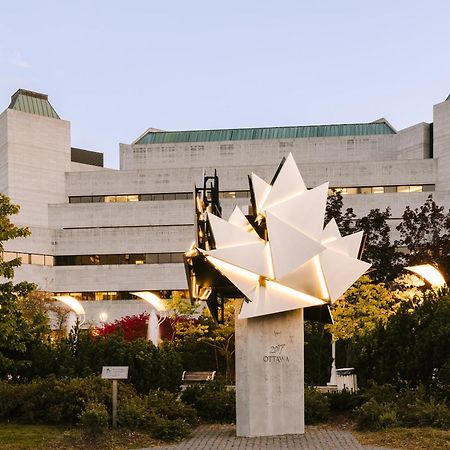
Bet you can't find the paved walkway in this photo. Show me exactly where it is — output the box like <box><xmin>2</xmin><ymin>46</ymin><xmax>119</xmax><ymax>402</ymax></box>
<box><xmin>143</xmin><ymin>424</ymin><xmax>394</xmax><ymax>449</ymax></box>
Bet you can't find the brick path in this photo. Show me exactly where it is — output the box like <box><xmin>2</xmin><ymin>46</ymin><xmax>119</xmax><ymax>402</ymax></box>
<box><xmin>142</xmin><ymin>424</ymin><xmax>395</xmax><ymax>449</ymax></box>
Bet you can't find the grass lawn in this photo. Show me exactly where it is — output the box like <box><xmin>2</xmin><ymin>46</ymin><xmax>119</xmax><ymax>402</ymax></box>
<box><xmin>0</xmin><ymin>423</ymin><xmax>161</xmax><ymax>450</ymax></box>
<box><xmin>354</xmin><ymin>427</ymin><xmax>450</xmax><ymax>450</ymax></box>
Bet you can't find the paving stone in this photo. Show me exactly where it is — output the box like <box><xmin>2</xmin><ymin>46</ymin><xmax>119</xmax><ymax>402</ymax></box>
<box><xmin>138</xmin><ymin>424</ymin><xmax>396</xmax><ymax>449</ymax></box>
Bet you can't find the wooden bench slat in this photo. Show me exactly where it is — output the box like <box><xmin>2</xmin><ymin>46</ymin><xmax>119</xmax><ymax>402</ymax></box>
<box><xmin>182</xmin><ymin>371</ymin><xmax>216</xmax><ymax>382</ymax></box>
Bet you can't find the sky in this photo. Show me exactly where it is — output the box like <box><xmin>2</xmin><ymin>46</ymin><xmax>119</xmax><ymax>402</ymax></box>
<box><xmin>1</xmin><ymin>1</ymin><xmax>450</xmax><ymax>168</ymax></box>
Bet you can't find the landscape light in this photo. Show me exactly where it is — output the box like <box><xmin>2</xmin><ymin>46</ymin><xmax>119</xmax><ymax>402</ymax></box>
<box><xmin>131</xmin><ymin>291</ymin><xmax>167</xmax><ymax>346</ymax></box>
<box><xmin>131</xmin><ymin>291</ymin><xmax>167</xmax><ymax>312</ymax></box>
<box><xmin>406</xmin><ymin>264</ymin><xmax>446</xmax><ymax>288</ymax></box>
<box><xmin>53</xmin><ymin>295</ymin><xmax>85</xmax><ymax>315</ymax></box>
<box><xmin>53</xmin><ymin>295</ymin><xmax>86</xmax><ymax>327</ymax></box>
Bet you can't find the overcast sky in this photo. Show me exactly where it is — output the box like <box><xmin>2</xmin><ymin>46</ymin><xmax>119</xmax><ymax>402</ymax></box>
<box><xmin>1</xmin><ymin>1</ymin><xmax>450</xmax><ymax>168</ymax></box>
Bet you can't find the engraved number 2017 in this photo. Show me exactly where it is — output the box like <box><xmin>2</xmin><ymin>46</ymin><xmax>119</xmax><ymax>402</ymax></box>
<box><xmin>269</xmin><ymin>344</ymin><xmax>285</xmax><ymax>355</ymax></box>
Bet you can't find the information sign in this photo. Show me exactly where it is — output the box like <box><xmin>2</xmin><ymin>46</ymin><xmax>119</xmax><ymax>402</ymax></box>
<box><xmin>101</xmin><ymin>366</ymin><xmax>129</xmax><ymax>380</ymax></box>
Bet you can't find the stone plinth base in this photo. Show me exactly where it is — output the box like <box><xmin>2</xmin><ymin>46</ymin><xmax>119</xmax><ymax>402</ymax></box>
<box><xmin>235</xmin><ymin>306</ymin><xmax>304</xmax><ymax>437</ymax></box>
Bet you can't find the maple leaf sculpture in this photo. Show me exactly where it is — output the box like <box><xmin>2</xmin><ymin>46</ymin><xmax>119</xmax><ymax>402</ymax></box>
<box><xmin>201</xmin><ymin>154</ymin><xmax>371</xmax><ymax>320</ymax></box>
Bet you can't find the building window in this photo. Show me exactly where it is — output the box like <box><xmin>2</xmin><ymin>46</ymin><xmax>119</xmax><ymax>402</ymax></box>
<box><xmin>18</xmin><ymin>253</ymin><xmax>31</xmax><ymax>264</ymax></box>
<box><xmin>54</xmin><ymin>252</ymin><xmax>185</xmax><ymax>266</ymax></box>
<box><xmin>158</xmin><ymin>253</ymin><xmax>171</xmax><ymax>264</ymax></box>
<box><xmin>55</xmin><ymin>290</ymin><xmax>189</xmax><ymax>302</ymax></box>
<box><xmin>2</xmin><ymin>251</ymin><xmax>17</xmax><ymax>262</ymax></box>
<box><xmin>44</xmin><ymin>255</ymin><xmax>54</xmax><ymax>266</ymax></box>
<box><xmin>30</xmin><ymin>254</ymin><xmax>45</xmax><ymax>265</ymax></box>
<box><xmin>68</xmin><ymin>184</ymin><xmax>436</xmax><ymax>204</ymax></box>
<box><xmin>146</xmin><ymin>253</ymin><xmax>159</xmax><ymax>264</ymax></box>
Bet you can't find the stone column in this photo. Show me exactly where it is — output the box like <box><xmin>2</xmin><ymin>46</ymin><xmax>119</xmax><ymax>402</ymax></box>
<box><xmin>235</xmin><ymin>303</ymin><xmax>304</xmax><ymax>437</ymax></box>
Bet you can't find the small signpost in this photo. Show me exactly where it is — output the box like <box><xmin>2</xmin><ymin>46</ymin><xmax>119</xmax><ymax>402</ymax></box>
<box><xmin>101</xmin><ymin>366</ymin><xmax>129</xmax><ymax>427</ymax></box>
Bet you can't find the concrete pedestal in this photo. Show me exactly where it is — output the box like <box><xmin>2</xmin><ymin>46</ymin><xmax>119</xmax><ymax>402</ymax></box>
<box><xmin>235</xmin><ymin>305</ymin><xmax>304</xmax><ymax>437</ymax></box>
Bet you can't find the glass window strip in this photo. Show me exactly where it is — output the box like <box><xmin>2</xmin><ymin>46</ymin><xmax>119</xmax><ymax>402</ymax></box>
<box><xmin>54</xmin><ymin>252</ymin><xmax>185</xmax><ymax>266</ymax></box>
<box><xmin>68</xmin><ymin>184</ymin><xmax>436</xmax><ymax>203</ymax></box>
<box><xmin>55</xmin><ymin>289</ymin><xmax>189</xmax><ymax>301</ymax></box>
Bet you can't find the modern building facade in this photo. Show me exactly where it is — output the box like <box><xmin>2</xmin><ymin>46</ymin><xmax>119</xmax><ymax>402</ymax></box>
<box><xmin>1</xmin><ymin>88</ymin><xmax>449</xmax><ymax>324</ymax></box>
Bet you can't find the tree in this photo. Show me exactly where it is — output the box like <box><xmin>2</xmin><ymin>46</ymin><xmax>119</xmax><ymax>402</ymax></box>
<box><xmin>96</xmin><ymin>313</ymin><xmax>149</xmax><ymax>341</ymax></box>
<box><xmin>325</xmin><ymin>190</ymin><xmax>356</xmax><ymax>236</ymax></box>
<box><xmin>359</xmin><ymin>288</ymin><xmax>450</xmax><ymax>387</ymax></box>
<box><xmin>0</xmin><ymin>194</ymin><xmax>41</xmax><ymax>378</ymax></box>
<box><xmin>356</xmin><ymin>208</ymin><xmax>402</xmax><ymax>283</ymax></box>
<box><xmin>326</xmin><ymin>276</ymin><xmax>396</xmax><ymax>368</ymax></box>
<box><xmin>198</xmin><ymin>301</ymin><xmax>236</xmax><ymax>384</ymax></box>
<box><xmin>396</xmin><ymin>195</ymin><xmax>450</xmax><ymax>279</ymax></box>
<box><xmin>326</xmin><ymin>191</ymin><xmax>401</xmax><ymax>282</ymax></box>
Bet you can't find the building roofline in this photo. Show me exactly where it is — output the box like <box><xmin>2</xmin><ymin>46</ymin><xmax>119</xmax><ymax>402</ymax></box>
<box><xmin>134</xmin><ymin>120</ymin><xmax>397</xmax><ymax>145</ymax></box>
<box><xmin>8</xmin><ymin>88</ymin><xmax>60</xmax><ymax>119</ymax></box>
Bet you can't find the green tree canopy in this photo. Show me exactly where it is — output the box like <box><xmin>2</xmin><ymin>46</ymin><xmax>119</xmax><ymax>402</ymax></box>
<box><xmin>356</xmin><ymin>208</ymin><xmax>402</xmax><ymax>283</ymax></box>
<box><xmin>396</xmin><ymin>195</ymin><xmax>450</xmax><ymax>279</ymax></box>
<box><xmin>0</xmin><ymin>194</ymin><xmax>48</xmax><ymax>378</ymax></box>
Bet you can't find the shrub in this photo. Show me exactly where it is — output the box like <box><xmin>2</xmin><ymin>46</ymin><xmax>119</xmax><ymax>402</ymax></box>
<box><xmin>434</xmin><ymin>359</ymin><xmax>450</xmax><ymax>399</ymax></box>
<box><xmin>0</xmin><ymin>382</ymin><xmax>35</xmax><ymax>422</ymax></box>
<box><xmin>304</xmin><ymin>387</ymin><xmax>330</xmax><ymax>424</ymax></box>
<box><xmin>117</xmin><ymin>395</ymin><xmax>150</xmax><ymax>429</ymax></box>
<box><xmin>145</xmin><ymin>390</ymin><xmax>198</xmax><ymax>426</ymax></box>
<box><xmin>79</xmin><ymin>401</ymin><xmax>109</xmax><ymax>434</ymax></box>
<box><xmin>181</xmin><ymin>381</ymin><xmax>235</xmax><ymax>423</ymax></box>
<box><xmin>148</xmin><ymin>415</ymin><xmax>191</xmax><ymax>441</ymax></box>
<box><xmin>398</xmin><ymin>397</ymin><xmax>450</xmax><ymax>429</ymax></box>
<box><xmin>0</xmin><ymin>376</ymin><xmax>123</xmax><ymax>424</ymax></box>
<box><xmin>326</xmin><ymin>388</ymin><xmax>363</xmax><ymax>412</ymax></box>
<box><xmin>355</xmin><ymin>398</ymin><xmax>398</xmax><ymax>430</ymax></box>
<box><xmin>359</xmin><ymin>381</ymin><xmax>398</xmax><ymax>404</ymax></box>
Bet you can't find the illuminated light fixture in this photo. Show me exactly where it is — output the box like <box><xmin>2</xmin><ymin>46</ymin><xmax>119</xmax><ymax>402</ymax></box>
<box><xmin>53</xmin><ymin>295</ymin><xmax>86</xmax><ymax>327</ymax></box>
<box><xmin>198</xmin><ymin>287</ymin><xmax>212</xmax><ymax>300</ymax></box>
<box><xmin>99</xmin><ymin>311</ymin><xmax>108</xmax><ymax>323</ymax></box>
<box><xmin>203</xmin><ymin>153</ymin><xmax>371</xmax><ymax>319</ymax></box>
<box><xmin>131</xmin><ymin>291</ymin><xmax>167</xmax><ymax>312</ymax></box>
<box><xmin>53</xmin><ymin>295</ymin><xmax>85</xmax><ymax>316</ymax></box>
<box><xmin>131</xmin><ymin>291</ymin><xmax>167</xmax><ymax>346</ymax></box>
<box><xmin>406</xmin><ymin>264</ymin><xmax>447</xmax><ymax>288</ymax></box>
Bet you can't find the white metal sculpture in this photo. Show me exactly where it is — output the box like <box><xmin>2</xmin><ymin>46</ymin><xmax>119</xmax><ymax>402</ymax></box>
<box><xmin>202</xmin><ymin>154</ymin><xmax>371</xmax><ymax>319</ymax></box>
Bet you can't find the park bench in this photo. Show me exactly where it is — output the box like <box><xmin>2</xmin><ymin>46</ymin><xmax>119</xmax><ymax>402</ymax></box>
<box><xmin>182</xmin><ymin>370</ymin><xmax>216</xmax><ymax>383</ymax></box>
<box><xmin>181</xmin><ymin>371</ymin><xmax>216</xmax><ymax>390</ymax></box>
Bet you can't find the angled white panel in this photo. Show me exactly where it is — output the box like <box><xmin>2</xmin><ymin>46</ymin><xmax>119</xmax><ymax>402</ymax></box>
<box><xmin>280</xmin><ymin>257</ymin><xmax>328</xmax><ymax>299</ymax></box>
<box><xmin>321</xmin><ymin>219</ymin><xmax>341</xmax><ymax>244</ymax></box>
<box><xmin>260</xmin><ymin>153</ymin><xmax>307</xmax><ymax>212</ymax></box>
<box><xmin>207</xmin><ymin>257</ymin><xmax>260</xmax><ymax>302</ymax></box>
<box><xmin>239</xmin><ymin>280</ymin><xmax>324</xmax><ymax>319</ymax></box>
<box><xmin>208</xmin><ymin>213</ymin><xmax>262</xmax><ymax>248</ymax></box>
<box><xmin>267</xmin><ymin>182</ymin><xmax>329</xmax><ymax>240</ymax></box>
<box><xmin>320</xmin><ymin>249</ymin><xmax>371</xmax><ymax>302</ymax></box>
<box><xmin>228</xmin><ymin>206</ymin><xmax>256</xmax><ymax>237</ymax></box>
<box><xmin>266</xmin><ymin>212</ymin><xmax>325</xmax><ymax>279</ymax></box>
<box><xmin>207</xmin><ymin>241</ymin><xmax>272</xmax><ymax>278</ymax></box>
<box><xmin>326</xmin><ymin>231</ymin><xmax>363</xmax><ymax>258</ymax></box>
<box><xmin>251</xmin><ymin>173</ymin><xmax>271</xmax><ymax>214</ymax></box>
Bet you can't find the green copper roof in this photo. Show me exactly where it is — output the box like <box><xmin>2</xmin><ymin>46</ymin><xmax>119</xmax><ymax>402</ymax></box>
<box><xmin>135</xmin><ymin>121</ymin><xmax>396</xmax><ymax>145</ymax></box>
<box><xmin>8</xmin><ymin>89</ymin><xmax>60</xmax><ymax>119</ymax></box>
